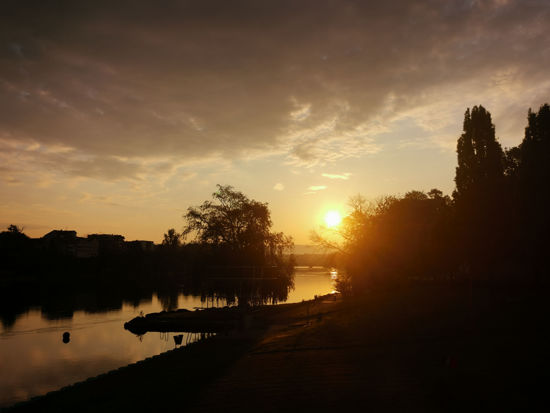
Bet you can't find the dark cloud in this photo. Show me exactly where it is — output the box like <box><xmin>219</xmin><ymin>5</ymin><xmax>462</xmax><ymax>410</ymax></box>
<box><xmin>1</xmin><ymin>0</ymin><xmax>549</xmax><ymax>178</ymax></box>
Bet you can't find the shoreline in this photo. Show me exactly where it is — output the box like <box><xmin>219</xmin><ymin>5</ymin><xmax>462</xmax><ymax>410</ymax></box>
<box><xmin>4</xmin><ymin>295</ymin><xmax>336</xmax><ymax>412</ymax></box>
<box><xmin>6</xmin><ymin>285</ymin><xmax>548</xmax><ymax>412</ymax></box>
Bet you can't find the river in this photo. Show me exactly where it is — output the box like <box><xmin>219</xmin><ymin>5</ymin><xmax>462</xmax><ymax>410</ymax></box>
<box><xmin>0</xmin><ymin>267</ymin><xmax>335</xmax><ymax>407</ymax></box>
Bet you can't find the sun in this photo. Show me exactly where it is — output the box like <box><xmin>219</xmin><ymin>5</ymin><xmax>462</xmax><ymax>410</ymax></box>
<box><xmin>324</xmin><ymin>210</ymin><xmax>342</xmax><ymax>228</ymax></box>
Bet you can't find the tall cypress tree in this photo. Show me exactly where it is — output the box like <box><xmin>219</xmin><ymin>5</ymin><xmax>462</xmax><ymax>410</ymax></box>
<box><xmin>453</xmin><ymin>105</ymin><xmax>505</xmax><ymax>279</ymax></box>
<box><xmin>454</xmin><ymin>108</ymin><xmax>476</xmax><ymax>199</ymax></box>
<box><xmin>454</xmin><ymin>105</ymin><xmax>504</xmax><ymax>201</ymax></box>
<box><xmin>520</xmin><ymin>104</ymin><xmax>550</xmax><ymax>194</ymax></box>
<box><xmin>518</xmin><ymin>104</ymin><xmax>550</xmax><ymax>280</ymax></box>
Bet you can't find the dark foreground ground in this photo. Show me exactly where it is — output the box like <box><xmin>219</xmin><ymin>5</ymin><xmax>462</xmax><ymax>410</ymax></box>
<box><xmin>5</xmin><ymin>284</ymin><xmax>549</xmax><ymax>412</ymax></box>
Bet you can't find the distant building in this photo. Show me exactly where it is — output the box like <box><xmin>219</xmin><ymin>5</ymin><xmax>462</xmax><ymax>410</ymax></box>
<box><xmin>126</xmin><ymin>240</ymin><xmax>155</xmax><ymax>252</ymax></box>
<box><xmin>42</xmin><ymin>230</ymin><xmax>77</xmax><ymax>241</ymax></box>
<box><xmin>39</xmin><ymin>231</ymin><xmax>155</xmax><ymax>257</ymax></box>
<box><xmin>75</xmin><ymin>237</ymin><xmax>99</xmax><ymax>258</ymax></box>
<box><xmin>87</xmin><ymin>234</ymin><xmax>125</xmax><ymax>255</ymax></box>
<box><xmin>42</xmin><ymin>230</ymin><xmax>78</xmax><ymax>256</ymax></box>
<box><xmin>41</xmin><ymin>230</ymin><xmax>99</xmax><ymax>257</ymax></box>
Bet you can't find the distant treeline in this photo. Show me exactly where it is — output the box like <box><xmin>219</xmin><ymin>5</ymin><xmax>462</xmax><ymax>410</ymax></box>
<box><xmin>314</xmin><ymin>103</ymin><xmax>550</xmax><ymax>293</ymax></box>
<box><xmin>0</xmin><ymin>232</ymin><xmax>289</xmax><ymax>286</ymax></box>
<box><xmin>0</xmin><ymin>234</ymin><xmax>295</xmax><ymax>328</ymax></box>
<box><xmin>0</xmin><ymin>228</ymin><xmax>181</xmax><ymax>281</ymax></box>
<box><xmin>0</xmin><ymin>186</ymin><xmax>297</xmax><ymax>322</ymax></box>
<box><xmin>292</xmin><ymin>253</ymin><xmax>337</xmax><ymax>267</ymax></box>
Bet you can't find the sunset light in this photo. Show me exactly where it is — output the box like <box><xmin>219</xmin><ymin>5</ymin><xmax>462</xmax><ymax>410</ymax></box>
<box><xmin>324</xmin><ymin>210</ymin><xmax>342</xmax><ymax>228</ymax></box>
<box><xmin>1</xmin><ymin>1</ymin><xmax>548</xmax><ymax>410</ymax></box>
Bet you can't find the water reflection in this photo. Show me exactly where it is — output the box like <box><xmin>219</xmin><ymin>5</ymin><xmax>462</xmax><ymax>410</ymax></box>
<box><xmin>1</xmin><ymin>273</ymin><xmax>294</xmax><ymax>330</ymax></box>
<box><xmin>0</xmin><ymin>285</ymin><xmax>154</xmax><ymax>331</ymax></box>
<box><xmin>0</xmin><ymin>268</ymin><xmax>333</xmax><ymax>407</ymax></box>
<box><xmin>173</xmin><ymin>334</ymin><xmax>183</xmax><ymax>345</ymax></box>
<box><xmin>0</xmin><ymin>303</ymin><xmax>212</xmax><ymax>408</ymax></box>
<box><xmin>171</xmin><ymin>332</ymin><xmax>214</xmax><ymax>347</ymax></box>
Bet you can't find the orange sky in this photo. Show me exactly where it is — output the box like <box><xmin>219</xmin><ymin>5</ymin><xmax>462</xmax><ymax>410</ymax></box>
<box><xmin>1</xmin><ymin>0</ymin><xmax>549</xmax><ymax>243</ymax></box>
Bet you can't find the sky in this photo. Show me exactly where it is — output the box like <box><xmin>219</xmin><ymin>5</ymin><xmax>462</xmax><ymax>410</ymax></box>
<box><xmin>1</xmin><ymin>0</ymin><xmax>549</xmax><ymax>244</ymax></box>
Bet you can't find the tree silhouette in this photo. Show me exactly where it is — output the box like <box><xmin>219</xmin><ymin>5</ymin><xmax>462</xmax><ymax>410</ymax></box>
<box><xmin>454</xmin><ymin>106</ymin><xmax>504</xmax><ymax>201</ymax></box>
<box><xmin>7</xmin><ymin>224</ymin><xmax>25</xmax><ymax>234</ymax></box>
<box><xmin>313</xmin><ymin>190</ymin><xmax>453</xmax><ymax>293</ymax></box>
<box><xmin>453</xmin><ymin>106</ymin><xmax>505</xmax><ymax>280</ymax></box>
<box><xmin>162</xmin><ymin>228</ymin><xmax>181</xmax><ymax>247</ymax></box>
<box><xmin>0</xmin><ymin>225</ymin><xmax>31</xmax><ymax>273</ymax></box>
<box><xmin>0</xmin><ymin>224</ymin><xmax>29</xmax><ymax>244</ymax></box>
<box><xmin>183</xmin><ymin>185</ymin><xmax>293</xmax><ymax>267</ymax></box>
<box><xmin>517</xmin><ymin>104</ymin><xmax>550</xmax><ymax>281</ymax></box>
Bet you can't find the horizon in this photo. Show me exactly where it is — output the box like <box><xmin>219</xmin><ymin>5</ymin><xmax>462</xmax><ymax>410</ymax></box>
<box><xmin>2</xmin><ymin>0</ymin><xmax>549</xmax><ymax>243</ymax></box>
<box><xmin>13</xmin><ymin>227</ymin><xmax>327</xmax><ymax>251</ymax></box>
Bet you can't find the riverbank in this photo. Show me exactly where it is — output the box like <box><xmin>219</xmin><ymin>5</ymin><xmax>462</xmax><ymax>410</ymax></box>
<box><xmin>4</xmin><ymin>297</ymin><xmax>335</xmax><ymax>412</ymax></box>
<box><xmin>5</xmin><ymin>285</ymin><xmax>549</xmax><ymax>412</ymax></box>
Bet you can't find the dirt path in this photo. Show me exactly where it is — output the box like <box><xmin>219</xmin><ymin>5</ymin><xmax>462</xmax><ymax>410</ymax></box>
<box><xmin>191</xmin><ymin>287</ymin><xmax>549</xmax><ymax>412</ymax></box>
<box><xmin>190</xmin><ymin>295</ymin><xmax>434</xmax><ymax>412</ymax></box>
<box><xmin>191</xmin><ymin>296</ymin><xmax>371</xmax><ymax>412</ymax></box>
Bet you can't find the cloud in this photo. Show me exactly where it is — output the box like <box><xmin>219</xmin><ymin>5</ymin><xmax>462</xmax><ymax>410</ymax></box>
<box><xmin>79</xmin><ymin>192</ymin><xmax>122</xmax><ymax>207</ymax></box>
<box><xmin>308</xmin><ymin>185</ymin><xmax>327</xmax><ymax>191</ymax></box>
<box><xmin>289</xmin><ymin>100</ymin><xmax>312</xmax><ymax>122</ymax></box>
<box><xmin>322</xmin><ymin>173</ymin><xmax>352</xmax><ymax>180</ymax></box>
<box><xmin>0</xmin><ymin>0</ymin><xmax>549</xmax><ymax>180</ymax></box>
<box><xmin>273</xmin><ymin>183</ymin><xmax>285</xmax><ymax>191</ymax></box>
<box><xmin>3</xmin><ymin>176</ymin><xmax>22</xmax><ymax>185</ymax></box>
<box><xmin>281</xmin><ymin>106</ymin><xmax>383</xmax><ymax>167</ymax></box>
<box><xmin>0</xmin><ymin>136</ymin><xmax>204</xmax><ymax>189</ymax></box>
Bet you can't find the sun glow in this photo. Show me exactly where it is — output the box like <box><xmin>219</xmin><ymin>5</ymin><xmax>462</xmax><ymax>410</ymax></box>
<box><xmin>324</xmin><ymin>210</ymin><xmax>342</xmax><ymax>228</ymax></box>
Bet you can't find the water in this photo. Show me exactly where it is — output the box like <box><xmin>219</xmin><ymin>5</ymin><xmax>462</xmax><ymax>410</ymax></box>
<box><xmin>0</xmin><ymin>267</ymin><xmax>334</xmax><ymax>407</ymax></box>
